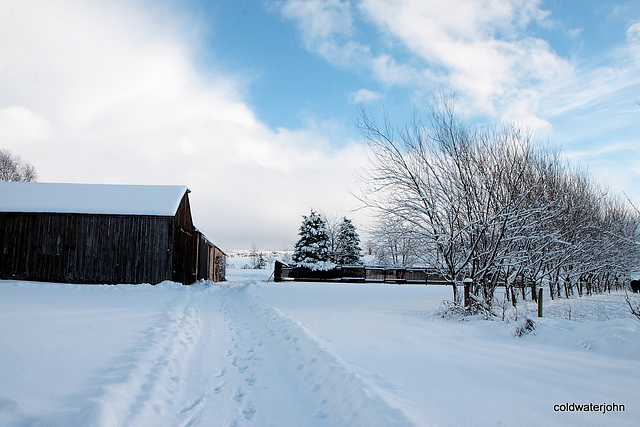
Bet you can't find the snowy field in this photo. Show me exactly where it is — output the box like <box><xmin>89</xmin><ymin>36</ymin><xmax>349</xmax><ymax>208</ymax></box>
<box><xmin>1</xmin><ymin>267</ymin><xmax>639</xmax><ymax>427</ymax></box>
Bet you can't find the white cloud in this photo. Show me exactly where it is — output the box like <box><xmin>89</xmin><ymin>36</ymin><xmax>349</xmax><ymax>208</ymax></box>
<box><xmin>564</xmin><ymin>139</ymin><xmax>640</xmax><ymax>201</ymax></box>
<box><xmin>628</xmin><ymin>21</ymin><xmax>640</xmax><ymax>66</ymax></box>
<box><xmin>276</xmin><ymin>0</ymin><xmax>423</xmax><ymax>81</ymax></box>
<box><xmin>626</xmin><ymin>21</ymin><xmax>640</xmax><ymax>43</ymax></box>
<box><xmin>349</xmin><ymin>88</ymin><xmax>382</xmax><ymax>104</ymax></box>
<box><xmin>359</xmin><ymin>0</ymin><xmax>573</xmax><ymax>115</ymax></box>
<box><xmin>0</xmin><ymin>0</ymin><xmax>367</xmax><ymax>250</ymax></box>
<box><xmin>0</xmin><ymin>106</ymin><xmax>52</xmax><ymax>141</ymax></box>
<box><xmin>276</xmin><ymin>0</ymin><xmax>573</xmax><ymax>118</ymax></box>
<box><xmin>279</xmin><ymin>0</ymin><xmax>354</xmax><ymax>41</ymax></box>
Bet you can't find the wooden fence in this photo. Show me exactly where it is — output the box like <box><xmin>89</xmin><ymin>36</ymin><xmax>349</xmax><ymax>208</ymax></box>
<box><xmin>273</xmin><ymin>261</ymin><xmax>453</xmax><ymax>285</ymax></box>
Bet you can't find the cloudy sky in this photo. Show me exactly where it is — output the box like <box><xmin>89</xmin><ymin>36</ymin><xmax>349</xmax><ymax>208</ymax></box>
<box><xmin>1</xmin><ymin>0</ymin><xmax>639</xmax><ymax>250</ymax></box>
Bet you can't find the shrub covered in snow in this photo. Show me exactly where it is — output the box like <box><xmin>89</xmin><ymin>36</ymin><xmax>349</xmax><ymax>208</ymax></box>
<box><xmin>512</xmin><ymin>318</ymin><xmax>537</xmax><ymax>337</ymax></box>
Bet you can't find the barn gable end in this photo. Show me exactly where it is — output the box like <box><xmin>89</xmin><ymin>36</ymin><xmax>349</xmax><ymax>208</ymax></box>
<box><xmin>0</xmin><ymin>182</ymin><xmax>225</xmax><ymax>284</ymax></box>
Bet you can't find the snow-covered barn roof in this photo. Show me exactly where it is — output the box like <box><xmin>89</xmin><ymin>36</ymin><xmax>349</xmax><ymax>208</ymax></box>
<box><xmin>0</xmin><ymin>182</ymin><xmax>189</xmax><ymax>216</ymax></box>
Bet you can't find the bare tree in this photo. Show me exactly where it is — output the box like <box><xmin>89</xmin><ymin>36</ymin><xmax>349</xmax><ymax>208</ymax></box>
<box><xmin>357</xmin><ymin>91</ymin><xmax>640</xmax><ymax>310</ymax></box>
<box><xmin>357</xmin><ymin>92</ymin><xmax>553</xmax><ymax>303</ymax></box>
<box><xmin>320</xmin><ymin>211</ymin><xmax>341</xmax><ymax>263</ymax></box>
<box><xmin>0</xmin><ymin>149</ymin><xmax>37</xmax><ymax>182</ymax></box>
<box><xmin>369</xmin><ymin>216</ymin><xmax>421</xmax><ymax>267</ymax></box>
<box><xmin>249</xmin><ymin>243</ymin><xmax>266</xmax><ymax>269</ymax></box>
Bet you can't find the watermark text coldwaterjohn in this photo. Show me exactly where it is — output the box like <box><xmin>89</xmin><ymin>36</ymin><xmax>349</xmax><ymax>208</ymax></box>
<box><xmin>554</xmin><ymin>402</ymin><xmax>625</xmax><ymax>414</ymax></box>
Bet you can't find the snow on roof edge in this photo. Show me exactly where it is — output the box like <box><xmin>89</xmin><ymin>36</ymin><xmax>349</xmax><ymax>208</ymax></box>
<box><xmin>0</xmin><ymin>182</ymin><xmax>190</xmax><ymax>217</ymax></box>
<box><xmin>194</xmin><ymin>227</ymin><xmax>227</xmax><ymax>255</ymax></box>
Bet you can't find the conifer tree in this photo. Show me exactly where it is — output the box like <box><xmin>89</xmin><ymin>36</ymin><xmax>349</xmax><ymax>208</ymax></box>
<box><xmin>333</xmin><ymin>217</ymin><xmax>362</xmax><ymax>265</ymax></box>
<box><xmin>292</xmin><ymin>209</ymin><xmax>332</xmax><ymax>270</ymax></box>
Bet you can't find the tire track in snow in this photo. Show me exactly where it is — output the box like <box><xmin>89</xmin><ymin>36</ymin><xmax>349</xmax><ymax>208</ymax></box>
<box><xmin>104</xmin><ymin>287</ymin><xmax>203</xmax><ymax>426</ymax></box>
<box><xmin>34</xmin><ymin>286</ymin><xmax>204</xmax><ymax>427</ymax></box>
<box><xmin>208</xmin><ymin>281</ymin><xmax>415</xmax><ymax>427</ymax></box>
<box><xmin>250</xmin><ymin>294</ymin><xmax>415</xmax><ymax>426</ymax></box>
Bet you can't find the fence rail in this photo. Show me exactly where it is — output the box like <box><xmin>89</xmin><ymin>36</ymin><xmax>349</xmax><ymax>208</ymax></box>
<box><xmin>273</xmin><ymin>261</ymin><xmax>454</xmax><ymax>285</ymax></box>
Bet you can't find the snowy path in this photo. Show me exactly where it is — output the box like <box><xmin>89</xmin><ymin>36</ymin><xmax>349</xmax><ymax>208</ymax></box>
<box><xmin>173</xmin><ymin>281</ymin><xmax>413</xmax><ymax>427</ymax></box>
<box><xmin>1</xmin><ymin>279</ymin><xmax>413</xmax><ymax>426</ymax></box>
<box><xmin>2</xmin><ymin>274</ymin><xmax>640</xmax><ymax>426</ymax></box>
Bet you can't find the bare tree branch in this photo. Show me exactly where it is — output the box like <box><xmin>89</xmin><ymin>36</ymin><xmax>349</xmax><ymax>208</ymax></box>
<box><xmin>0</xmin><ymin>149</ymin><xmax>37</xmax><ymax>182</ymax></box>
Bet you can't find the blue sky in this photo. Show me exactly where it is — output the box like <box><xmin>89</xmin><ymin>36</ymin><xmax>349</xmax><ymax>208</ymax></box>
<box><xmin>0</xmin><ymin>0</ymin><xmax>639</xmax><ymax>250</ymax></box>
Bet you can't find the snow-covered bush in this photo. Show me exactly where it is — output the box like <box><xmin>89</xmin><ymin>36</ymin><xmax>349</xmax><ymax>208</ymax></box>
<box><xmin>437</xmin><ymin>300</ymin><xmax>479</xmax><ymax>320</ymax></box>
<box><xmin>512</xmin><ymin>318</ymin><xmax>537</xmax><ymax>337</ymax></box>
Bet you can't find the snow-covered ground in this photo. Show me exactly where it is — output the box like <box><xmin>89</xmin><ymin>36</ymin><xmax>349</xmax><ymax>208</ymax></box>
<box><xmin>1</xmin><ymin>267</ymin><xmax>639</xmax><ymax>427</ymax></box>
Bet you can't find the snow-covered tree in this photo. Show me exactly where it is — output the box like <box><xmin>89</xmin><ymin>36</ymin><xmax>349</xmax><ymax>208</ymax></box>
<box><xmin>370</xmin><ymin>216</ymin><xmax>420</xmax><ymax>267</ymax></box>
<box><xmin>0</xmin><ymin>149</ymin><xmax>36</xmax><ymax>182</ymax></box>
<box><xmin>333</xmin><ymin>217</ymin><xmax>362</xmax><ymax>265</ymax></box>
<box><xmin>292</xmin><ymin>209</ymin><xmax>333</xmax><ymax>270</ymax></box>
<box><xmin>357</xmin><ymin>89</ymin><xmax>640</xmax><ymax>308</ymax></box>
<box><xmin>249</xmin><ymin>244</ymin><xmax>267</xmax><ymax>269</ymax></box>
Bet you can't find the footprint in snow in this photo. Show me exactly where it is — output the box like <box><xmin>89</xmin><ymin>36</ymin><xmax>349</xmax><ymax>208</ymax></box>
<box><xmin>242</xmin><ymin>402</ymin><xmax>256</xmax><ymax>420</ymax></box>
<box><xmin>215</xmin><ymin>367</ymin><xmax>227</xmax><ymax>378</ymax></box>
<box><xmin>213</xmin><ymin>381</ymin><xmax>226</xmax><ymax>394</ymax></box>
<box><xmin>232</xmin><ymin>357</ymin><xmax>249</xmax><ymax>373</ymax></box>
<box><xmin>232</xmin><ymin>388</ymin><xmax>245</xmax><ymax>403</ymax></box>
<box><xmin>244</xmin><ymin>373</ymin><xmax>256</xmax><ymax>387</ymax></box>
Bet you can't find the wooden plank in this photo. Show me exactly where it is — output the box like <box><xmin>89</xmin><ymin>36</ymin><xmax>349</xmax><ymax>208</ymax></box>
<box><xmin>0</xmin><ymin>212</ymin><xmax>178</xmax><ymax>284</ymax></box>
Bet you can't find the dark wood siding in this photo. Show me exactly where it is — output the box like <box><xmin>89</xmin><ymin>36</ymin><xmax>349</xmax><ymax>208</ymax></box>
<box><xmin>194</xmin><ymin>232</ymin><xmax>226</xmax><ymax>282</ymax></box>
<box><xmin>171</xmin><ymin>191</ymin><xmax>198</xmax><ymax>284</ymax></box>
<box><xmin>0</xmin><ymin>212</ymin><xmax>173</xmax><ymax>284</ymax></box>
<box><xmin>174</xmin><ymin>192</ymin><xmax>194</xmax><ymax>231</ymax></box>
<box><xmin>197</xmin><ymin>233</ymin><xmax>210</xmax><ymax>281</ymax></box>
<box><xmin>172</xmin><ymin>226</ymin><xmax>197</xmax><ymax>285</ymax></box>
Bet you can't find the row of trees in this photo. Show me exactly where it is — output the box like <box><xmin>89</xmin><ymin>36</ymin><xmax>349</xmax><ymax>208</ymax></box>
<box><xmin>292</xmin><ymin>209</ymin><xmax>362</xmax><ymax>270</ymax></box>
<box><xmin>358</xmin><ymin>93</ymin><xmax>640</xmax><ymax>307</ymax></box>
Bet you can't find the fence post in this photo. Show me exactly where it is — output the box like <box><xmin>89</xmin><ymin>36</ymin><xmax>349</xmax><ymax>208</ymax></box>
<box><xmin>537</xmin><ymin>288</ymin><xmax>543</xmax><ymax>317</ymax></box>
<box><xmin>274</xmin><ymin>260</ymin><xmax>282</xmax><ymax>282</ymax></box>
<box><xmin>463</xmin><ymin>278</ymin><xmax>473</xmax><ymax>307</ymax></box>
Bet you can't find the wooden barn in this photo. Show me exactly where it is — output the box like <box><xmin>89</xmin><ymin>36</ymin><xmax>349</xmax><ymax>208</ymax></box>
<box><xmin>0</xmin><ymin>182</ymin><xmax>225</xmax><ymax>285</ymax></box>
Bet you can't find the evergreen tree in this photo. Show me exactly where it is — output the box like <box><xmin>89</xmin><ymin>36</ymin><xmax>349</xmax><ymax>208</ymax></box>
<box><xmin>333</xmin><ymin>217</ymin><xmax>362</xmax><ymax>265</ymax></box>
<box><xmin>292</xmin><ymin>209</ymin><xmax>333</xmax><ymax>270</ymax></box>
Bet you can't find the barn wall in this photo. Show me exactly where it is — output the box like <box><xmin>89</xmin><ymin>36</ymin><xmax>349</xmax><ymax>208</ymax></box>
<box><xmin>194</xmin><ymin>233</ymin><xmax>226</xmax><ymax>282</ymax></box>
<box><xmin>174</xmin><ymin>192</ymin><xmax>194</xmax><ymax>231</ymax></box>
<box><xmin>0</xmin><ymin>212</ymin><xmax>174</xmax><ymax>284</ymax></box>
<box><xmin>172</xmin><ymin>226</ymin><xmax>197</xmax><ymax>285</ymax></box>
<box><xmin>171</xmin><ymin>191</ymin><xmax>199</xmax><ymax>284</ymax></box>
<box><xmin>197</xmin><ymin>233</ymin><xmax>210</xmax><ymax>281</ymax></box>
